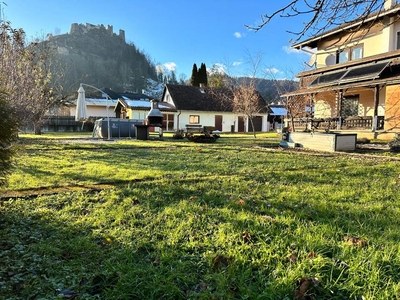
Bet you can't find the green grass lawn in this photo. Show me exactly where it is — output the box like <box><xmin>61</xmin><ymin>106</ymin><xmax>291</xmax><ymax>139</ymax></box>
<box><xmin>1</xmin><ymin>133</ymin><xmax>399</xmax><ymax>299</ymax></box>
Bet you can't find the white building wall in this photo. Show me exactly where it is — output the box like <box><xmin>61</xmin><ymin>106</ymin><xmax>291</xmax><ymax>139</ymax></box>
<box><xmin>174</xmin><ymin>111</ymin><xmax>268</xmax><ymax>132</ymax></box>
<box><xmin>70</xmin><ymin>105</ymin><xmax>116</xmax><ymax>118</ymax></box>
<box><xmin>129</xmin><ymin>110</ymin><xmax>149</xmax><ymax>121</ymax></box>
<box><xmin>176</xmin><ymin>111</ymin><xmax>236</xmax><ymax>132</ymax></box>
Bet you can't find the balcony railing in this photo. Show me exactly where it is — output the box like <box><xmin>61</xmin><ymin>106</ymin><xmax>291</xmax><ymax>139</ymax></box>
<box><xmin>289</xmin><ymin>116</ymin><xmax>385</xmax><ymax>131</ymax></box>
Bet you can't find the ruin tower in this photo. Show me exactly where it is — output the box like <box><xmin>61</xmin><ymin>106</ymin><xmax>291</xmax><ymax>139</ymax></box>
<box><xmin>119</xmin><ymin>29</ymin><xmax>125</xmax><ymax>42</ymax></box>
<box><xmin>70</xmin><ymin>23</ymin><xmax>80</xmax><ymax>35</ymax></box>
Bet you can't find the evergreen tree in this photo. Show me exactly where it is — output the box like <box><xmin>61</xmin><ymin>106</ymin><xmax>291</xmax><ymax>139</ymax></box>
<box><xmin>190</xmin><ymin>63</ymin><xmax>199</xmax><ymax>86</ymax></box>
<box><xmin>170</xmin><ymin>70</ymin><xmax>178</xmax><ymax>84</ymax></box>
<box><xmin>198</xmin><ymin>63</ymin><xmax>208</xmax><ymax>86</ymax></box>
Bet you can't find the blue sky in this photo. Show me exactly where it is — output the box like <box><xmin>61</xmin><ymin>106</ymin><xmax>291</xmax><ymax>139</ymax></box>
<box><xmin>3</xmin><ymin>0</ymin><xmax>312</xmax><ymax>80</ymax></box>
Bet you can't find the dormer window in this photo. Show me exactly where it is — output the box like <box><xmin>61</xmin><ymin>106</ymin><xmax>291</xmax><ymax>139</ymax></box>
<box><xmin>337</xmin><ymin>45</ymin><xmax>363</xmax><ymax>63</ymax></box>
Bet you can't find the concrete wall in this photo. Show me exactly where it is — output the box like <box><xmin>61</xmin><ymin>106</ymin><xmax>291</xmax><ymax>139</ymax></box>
<box><xmin>288</xmin><ymin>132</ymin><xmax>357</xmax><ymax>152</ymax></box>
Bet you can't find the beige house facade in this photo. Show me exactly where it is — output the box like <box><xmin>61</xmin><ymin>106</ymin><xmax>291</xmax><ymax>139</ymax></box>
<box><xmin>284</xmin><ymin>1</ymin><xmax>400</xmax><ymax>137</ymax></box>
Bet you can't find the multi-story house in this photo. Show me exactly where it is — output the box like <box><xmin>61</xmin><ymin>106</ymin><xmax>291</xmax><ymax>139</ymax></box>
<box><xmin>283</xmin><ymin>0</ymin><xmax>400</xmax><ymax>137</ymax></box>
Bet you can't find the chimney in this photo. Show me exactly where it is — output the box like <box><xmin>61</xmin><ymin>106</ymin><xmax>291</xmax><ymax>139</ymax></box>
<box><xmin>199</xmin><ymin>83</ymin><xmax>206</xmax><ymax>93</ymax></box>
<box><xmin>146</xmin><ymin>100</ymin><xmax>163</xmax><ymax>125</ymax></box>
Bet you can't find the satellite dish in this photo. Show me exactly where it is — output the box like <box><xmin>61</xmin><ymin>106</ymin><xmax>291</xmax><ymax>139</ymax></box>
<box><xmin>304</xmin><ymin>53</ymin><xmax>317</xmax><ymax>68</ymax></box>
<box><xmin>308</xmin><ymin>54</ymin><xmax>317</xmax><ymax>68</ymax></box>
<box><xmin>325</xmin><ymin>54</ymin><xmax>336</xmax><ymax>66</ymax></box>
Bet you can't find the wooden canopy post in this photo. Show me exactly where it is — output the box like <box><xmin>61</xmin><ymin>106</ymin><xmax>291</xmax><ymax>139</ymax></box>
<box><xmin>372</xmin><ymin>85</ymin><xmax>380</xmax><ymax>132</ymax></box>
<box><xmin>336</xmin><ymin>89</ymin><xmax>343</xmax><ymax>130</ymax></box>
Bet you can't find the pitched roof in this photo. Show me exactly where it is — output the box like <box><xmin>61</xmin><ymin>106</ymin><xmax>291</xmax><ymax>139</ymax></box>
<box><xmin>269</xmin><ymin>105</ymin><xmax>287</xmax><ymax>116</ymax></box>
<box><xmin>164</xmin><ymin>84</ymin><xmax>270</xmax><ymax>113</ymax></box>
<box><xmin>292</xmin><ymin>3</ymin><xmax>400</xmax><ymax>49</ymax></box>
<box><xmin>117</xmin><ymin>98</ymin><xmax>176</xmax><ymax>112</ymax></box>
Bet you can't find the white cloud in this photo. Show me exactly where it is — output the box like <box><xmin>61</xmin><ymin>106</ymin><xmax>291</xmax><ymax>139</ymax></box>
<box><xmin>156</xmin><ymin>64</ymin><xmax>164</xmax><ymax>74</ymax></box>
<box><xmin>232</xmin><ymin>61</ymin><xmax>243</xmax><ymax>67</ymax></box>
<box><xmin>209</xmin><ymin>63</ymin><xmax>227</xmax><ymax>74</ymax></box>
<box><xmin>282</xmin><ymin>45</ymin><xmax>302</xmax><ymax>54</ymax></box>
<box><xmin>163</xmin><ymin>62</ymin><xmax>177</xmax><ymax>72</ymax></box>
<box><xmin>265</xmin><ymin>67</ymin><xmax>280</xmax><ymax>74</ymax></box>
<box><xmin>234</xmin><ymin>32</ymin><xmax>243</xmax><ymax>38</ymax></box>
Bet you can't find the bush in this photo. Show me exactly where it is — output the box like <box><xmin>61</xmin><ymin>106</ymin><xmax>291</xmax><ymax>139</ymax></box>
<box><xmin>172</xmin><ymin>131</ymin><xmax>184</xmax><ymax>139</ymax></box>
<box><xmin>0</xmin><ymin>90</ymin><xmax>20</xmax><ymax>184</ymax></box>
<box><xmin>388</xmin><ymin>135</ymin><xmax>400</xmax><ymax>152</ymax></box>
<box><xmin>357</xmin><ymin>137</ymin><xmax>371</xmax><ymax>144</ymax></box>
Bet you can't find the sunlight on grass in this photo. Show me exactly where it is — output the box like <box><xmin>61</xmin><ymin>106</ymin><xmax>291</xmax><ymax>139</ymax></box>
<box><xmin>1</xmin><ymin>134</ymin><xmax>399</xmax><ymax>299</ymax></box>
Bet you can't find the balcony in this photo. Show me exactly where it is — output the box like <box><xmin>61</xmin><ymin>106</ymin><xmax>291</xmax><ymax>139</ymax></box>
<box><xmin>289</xmin><ymin>116</ymin><xmax>385</xmax><ymax>131</ymax></box>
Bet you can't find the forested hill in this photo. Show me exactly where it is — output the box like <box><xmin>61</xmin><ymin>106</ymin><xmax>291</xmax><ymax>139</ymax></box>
<box><xmin>48</xmin><ymin>23</ymin><xmax>158</xmax><ymax>97</ymax></box>
<box><xmin>235</xmin><ymin>77</ymin><xmax>299</xmax><ymax>103</ymax></box>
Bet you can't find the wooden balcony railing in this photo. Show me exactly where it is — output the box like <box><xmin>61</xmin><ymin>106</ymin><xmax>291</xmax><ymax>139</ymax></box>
<box><xmin>288</xmin><ymin>116</ymin><xmax>385</xmax><ymax>131</ymax></box>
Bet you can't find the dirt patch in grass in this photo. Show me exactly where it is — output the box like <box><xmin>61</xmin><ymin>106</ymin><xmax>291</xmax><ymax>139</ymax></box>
<box><xmin>0</xmin><ymin>183</ymin><xmax>115</xmax><ymax>200</ymax></box>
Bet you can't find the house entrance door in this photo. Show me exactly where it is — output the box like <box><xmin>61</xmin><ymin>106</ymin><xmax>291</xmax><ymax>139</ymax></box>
<box><xmin>215</xmin><ymin>115</ymin><xmax>222</xmax><ymax>131</ymax></box>
<box><xmin>249</xmin><ymin>116</ymin><xmax>262</xmax><ymax>131</ymax></box>
<box><xmin>238</xmin><ymin>116</ymin><xmax>245</xmax><ymax>132</ymax></box>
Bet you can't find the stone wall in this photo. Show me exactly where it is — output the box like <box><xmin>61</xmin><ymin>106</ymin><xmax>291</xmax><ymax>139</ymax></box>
<box><xmin>69</xmin><ymin>23</ymin><xmax>125</xmax><ymax>42</ymax></box>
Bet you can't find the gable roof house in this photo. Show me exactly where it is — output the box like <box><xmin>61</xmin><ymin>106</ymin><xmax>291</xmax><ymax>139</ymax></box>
<box><xmin>160</xmin><ymin>84</ymin><xmax>271</xmax><ymax>132</ymax></box>
<box><xmin>283</xmin><ymin>0</ymin><xmax>400</xmax><ymax>138</ymax></box>
<box><xmin>114</xmin><ymin>97</ymin><xmax>177</xmax><ymax>125</ymax></box>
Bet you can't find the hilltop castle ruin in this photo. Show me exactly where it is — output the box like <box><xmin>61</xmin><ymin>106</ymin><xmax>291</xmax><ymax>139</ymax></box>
<box><xmin>69</xmin><ymin>23</ymin><xmax>125</xmax><ymax>42</ymax></box>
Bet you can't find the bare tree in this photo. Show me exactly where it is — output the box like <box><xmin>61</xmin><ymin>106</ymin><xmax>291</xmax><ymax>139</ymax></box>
<box><xmin>267</xmin><ymin>69</ymin><xmax>308</xmax><ymax>132</ymax></box>
<box><xmin>246</xmin><ymin>0</ymin><xmax>388</xmax><ymax>44</ymax></box>
<box><xmin>0</xmin><ymin>22</ymin><xmax>59</xmax><ymax>134</ymax></box>
<box><xmin>208</xmin><ymin>52</ymin><xmax>268</xmax><ymax>138</ymax></box>
<box><xmin>232</xmin><ymin>81</ymin><xmax>265</xmax><ymax>138</ymax></box>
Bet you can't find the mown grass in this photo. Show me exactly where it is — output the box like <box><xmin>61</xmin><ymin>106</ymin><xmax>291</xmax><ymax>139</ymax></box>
<box><xmin>1</xmin><ymin>133</ymin><xmax>399</xmax><ymax>299</ymax></box>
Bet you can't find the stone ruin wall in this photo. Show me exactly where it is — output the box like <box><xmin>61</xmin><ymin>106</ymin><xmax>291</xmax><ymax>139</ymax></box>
<box><xmin>69</xmin><ymin>23</ymin><xmax>125</xmax><ymax>42</ymax></box>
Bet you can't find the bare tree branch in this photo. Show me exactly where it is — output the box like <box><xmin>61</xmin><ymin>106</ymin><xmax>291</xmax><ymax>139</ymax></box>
<box><xmin>246</xmin><ymin>0</ymin><xmax>387</xmax><ymax>44</ymax></box>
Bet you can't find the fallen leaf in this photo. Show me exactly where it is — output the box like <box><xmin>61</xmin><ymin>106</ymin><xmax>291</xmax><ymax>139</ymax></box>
<box><xmin>343</xmin><ymin>235</ymin><xmax>367</xmax><ymax>247</ymax></box>
<box><xmin>212</xmin><ymin>255</ymin><xmax>231</xmax><ymax>270</ymax></box>
<box><xmin>289</xmin><ymin>252</ymin><xmax>297</xmax><ymax>263</ymax></box>
<box><xmin>261</xmin><ymin>215</ymin><xmax>275</xmax><ymax>221</ymax></box>
<box><xmin>237</xmin><ymin>199</ymin><xmax>245</xmax><ymax>206</ymax></box>
<box><xmin>307</xmin><ymin>251</ymin><xmax>316</xmax><ymax>259</ymax></box>
<box><xmin>152</xmin><ymin>257</ymin><xmax>160</xmax><ymax>266</ymax></box>
<box><xmin>294</xmin><ymin>277</ymin><xmax>320</xmax><ymax>300</ymax></box>
<box><xmin>242</xmin><ymin>231</ymin><xmax>251</xmax><ymax>243</ymax></box>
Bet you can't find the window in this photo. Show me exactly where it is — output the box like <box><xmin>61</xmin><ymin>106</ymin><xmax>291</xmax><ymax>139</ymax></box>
<box><xmin>341</xmin><ymin>95</ymin><xmax>359</xmax><ymax>118</ymax></box>
<box><xmin>397</xmin><ymin>32</ymin><xmax>400</xmax><ymax>49</ymax></box>
<box><xmin>351</xmin><ymin>46</ymin><xmax>363</xmax><ymax>60</ymax></box>
<box><xmin>189</xmin><ymin>115</ymin><xmax>200</xmax><ymax>124</ymax></box>
<box><xmin>337</xmin><ymin>45</ymin><xmax>363</xmax><ymax>63</ymax></box>
<box><xmin>338</xmin><ymin>49</ymin><xmax>349</xmax><ymax>63</ymax></box>
<box><xmin>162</xmin><ymin>114</ymin><xmax>174</xmax><ymax>131</ymax></box>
